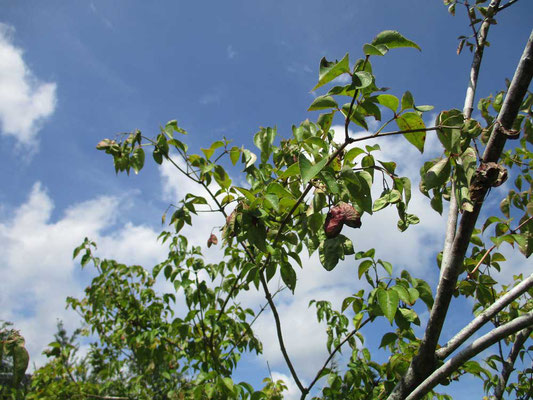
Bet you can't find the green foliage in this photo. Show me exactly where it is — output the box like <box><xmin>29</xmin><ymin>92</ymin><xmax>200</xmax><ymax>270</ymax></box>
<box><xmin>25</xmin><ymin>10</ymin><xmax>533</xmax><ymax>400</ymax></box>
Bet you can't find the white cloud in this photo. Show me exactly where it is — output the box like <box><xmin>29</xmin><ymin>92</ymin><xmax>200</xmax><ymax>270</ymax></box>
<box><xmin>271</xmin><ymin>371</ymin><xmax>302</xmax><ymax>400</ymax></box>
<box><xmin>0</xmin><ymin>183</ymin><xmax>165</xmax><ymax>368</ymax></box>
<box><xmin>0</xmin><ymin>24</ymin><xmax>57</xmax><ymax>150</ymax></box>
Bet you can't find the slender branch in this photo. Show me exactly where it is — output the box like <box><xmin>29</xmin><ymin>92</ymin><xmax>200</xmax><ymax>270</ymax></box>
<box><xmin>467</xmin><ymin>244</ymin><xmax>496</xmax><ymax>278</ymax></box>
<box><xmin>462</xmin><ymin>0</ymin><xmax>501</xmax><ymax>118</ymax></box>
<box><xmin>221</xmin><ymin>286</ymin><xmax>285</xmax><ymax>364</ymax></box>
<box><xmin>437</xmin><ymin>272</ymin><xmax>533</xmax><ymax>360</ymax></box>
<box><xmin>497</xmin><ymin>0</ymin><xmax>521</xmax><ymax>12</ymax></box>
<box><xmin>258</xmin><ymin>272</ymin><xmax>306</xmax><ymax>395</ymax></box>
<box><xmin>344</xmin><ymin>55</ymin><xmax>370</xmax><ymax>141</ymax></box>
<box><xmin>468</xmin><ymin>216</ymin><xmax>533</xmax><ymax>278</ymax></box>
<box><xmin>464</xmin><ymin>2</ymin><xmax>481</xmax><ymax>48</ymax></box>
<box><xmin>347</xmin><ymin>125</ymin><xmax>455</xmax><ymax>144</ymax></box>
<box><xmin>405</xmin><ymin>312</ymin><xmax>533</xmax><ymax>400</ymax></box>
<box><xmin>306</xmin><ymin>317</ymin><xmax>372</xmax><ymax>393</ymax></box>
<box><xmin>493</xmin><ymin>326</ymin><xmax>533</xmax><ymax>399</ymax></box>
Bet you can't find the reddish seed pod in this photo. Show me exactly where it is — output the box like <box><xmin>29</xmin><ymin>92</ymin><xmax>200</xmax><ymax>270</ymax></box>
<box><xmin>323</xmin><ymin>202</ymin><xmax>362</xmax><ymax>238</ymax></box>
<box><xmin>207</xmin><ymin>234</ymin><xmax>218</xmax><ymax>248</ymax></box>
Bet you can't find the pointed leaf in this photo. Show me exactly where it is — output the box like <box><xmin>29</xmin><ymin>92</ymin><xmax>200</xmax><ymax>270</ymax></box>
<box><xmin>377</xmin><ymin>94</ymin><xmax>399</xmax><ymax>113</ymax></box>
<box><xmin>377</xmin><ymin>288</ymin><xmax>399</xmax><ymax>324</ymax></box>
<box><xmin>313</xmin><ymin>53</ymin><xmax>351</xmax><ymax>90</ymax></box>
<box><xmin>396</xmin><ymin>112</ymin><xmax>426</xmax><ymax>153</ymax></box>
<box><xmin>299</xmin><ymin>154</ymin><xmax>328</xmax><ymax>186</ymax></box>
<box><xmin>308</xmin><ymin>95</ymin><xmax>339</xmax><ymax>111</ymax></box>
<box><xmin>371</xmin><ymin>30</ymin><xmax>421</xmax><ymax>51</ymax></box>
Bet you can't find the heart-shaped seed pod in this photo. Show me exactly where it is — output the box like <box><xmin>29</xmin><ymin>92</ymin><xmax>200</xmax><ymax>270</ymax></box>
<box><xmin>324</xmin><ymin>209</ymin><xmax>344</xmax><ymax>238</ymax></box>
<box><xmin>207</xmin><ymin>234</ymin><xmax>218</xmax><ymax>248</ymax></box>
<box><xmin>338</xmin><ymin>202</ymin><xmax>362</xmax><ymax>229</ymax></box>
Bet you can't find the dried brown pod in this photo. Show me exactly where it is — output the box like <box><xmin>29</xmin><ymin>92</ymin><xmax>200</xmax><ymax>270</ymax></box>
<box><xmin>207</xmin><ymin>234</ymin><xmax>218</xmax><ymax>248</ymax></box>
<box><xmin>324</xmin><ymin>202</ymin><xmax>362</xmax><ymax>238</ymax></box>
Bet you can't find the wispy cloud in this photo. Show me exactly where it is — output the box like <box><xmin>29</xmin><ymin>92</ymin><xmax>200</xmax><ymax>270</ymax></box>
<box><xmin>199</xmin><ymin>85</ymin><xmax>225</xmax><ymax>105</ymax></box>
<box><xmin>0</xmin><ymin>24</ymin><xmax>57</xmax><ymax>151</ymax></box>
<box><xmin>227</xmin><ymin>45</ymin><xmax>237</xmax><ymax>60</ymax></box>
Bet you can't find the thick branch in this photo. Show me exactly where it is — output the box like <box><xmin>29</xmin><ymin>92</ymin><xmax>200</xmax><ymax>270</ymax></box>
<box><xmin>493</xmin><ymin>326</ymin><xmax>533</xmax><ymax>399</ymax></box>
<box><xmin>436</xmin><ymin>272</ymin><xmax>533</xmax><ymax>359</ymax></box>
<box><xmin>405</xmin><ymin>313</ymin><xmax>533</xmax><ymax>400</ymax></box>
<box><xmin>388</xmin><ymin>28</ymin><xmax>533</xmax><ymax>400</ymax></box>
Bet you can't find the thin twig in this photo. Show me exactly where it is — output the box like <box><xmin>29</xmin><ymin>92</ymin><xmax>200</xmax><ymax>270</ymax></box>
<box><xmin>497</xmin><ymin>0</ymin><xmax>521</xmax><ymax>12</ymax></box>
<box><xmin>307</xmin><ymin>317</ymin><xmax>372</xmax><ymax>393</ymax></box>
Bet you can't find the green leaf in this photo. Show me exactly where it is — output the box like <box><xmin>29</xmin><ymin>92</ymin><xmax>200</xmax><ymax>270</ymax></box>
<box><xmin>436</xmin><ymin>109</ymin><xmax>464</xmax><ymax>152</ymax></box>
<box><xmin>254</xmin><ymin>127</ymin><xmax>276</xmax><ymax>163</ymax></box>
<box><xmin>352</xmin><ymin>71</ymin><xmax>373</xmax><ymax>89</ymax></box>
<box><xmin>299</xmin><ymin>154</ymin><xmax>328</xmax><ymax>186</ymax></box>
<box><xmin>221</xmin><ymin>377</ymin><xmax>234</xmax><ymax>393</ymax></box>
<box><xmin>230</xmin><ymin>146</ymin><xmax>241</xmax><ymax>165</ymax></box>
<box><xmin>377</xmin><ymin>94</ymin><xmax>399</xmax><ymax>113</ymax></box>
<box><xmin>396</xmin><ymin>112</ymin><xmax>426</xmax><ymax>153</ymax></box>
<box><xmin>313</xmin><ymin>53</ymin><xmax>351</xmax><ymax>90</ymax></box>
<box><xmin>371</xmin><ymin>30</ymin><xmax>421</xmax><ymax>52</ymax></box>
<box><xmin>308</xmin><ymin>95</ymin><xmax>339</xmax><ymax>111</ymax></box>
<box><xmin>363</xmin><ymin>43</ymin><xmax>387</xmax><ymax>56</ymax></box>
<box><xmin>401</xmin><ymin>91</ymin><xmax>415</xmax><ymax>110</ymax></box>
<box><xmin>424</xmin><ymin>158</ymin><xmax>451</xmax><ymax>189</ymax></box>
<box><xmin>358</xmin><ymin>259</ymin><xmax>373</xmax><ymax>279</ymax></box>
<box><xmin>279</xmin><ymin>162</ymin><xmax>300</xmax><ymax>179</ymax></box>
<box><xmin>341</xmin><ymin>104</ymin><xmax>369</xmax><ymax>130</ymax></box>
<box><xmin>379</xmin><ymin>332</ymin><xmax>398</xmax><ymax>348</ymax></box>
<box><xmin>280</xmin><ymin>263</ymin><xmax>297</xmax><ymax>292</ymax></box>
<box><xmin>377</xmin><ymin>288</ymin><xmax>399</xmax><ymax>324</ymax></box>
<box><xmin>318</xmin><ymin>112</ymin><xmax>335</xmax><ymax>133</ymax></box>
<box><xmin>267</xmin><ymin>182</ymin><xmax>294</xmax><ymax>199</ymax></box>
<box><xmin>319</xmin><ymin>236</ymin><xmax>344</xmax><ymax>271</ymax></box>
<box><xmin>344</xmin><ymin>147</ymin><xmax>365</xmax><ymax>164</ymax></box>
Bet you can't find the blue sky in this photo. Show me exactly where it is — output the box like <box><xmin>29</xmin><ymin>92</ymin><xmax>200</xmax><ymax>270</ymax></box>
<box><xmin>0</xmin><ymin>1</ymin><xmax>532</xmax><ymax>398</ymax></box>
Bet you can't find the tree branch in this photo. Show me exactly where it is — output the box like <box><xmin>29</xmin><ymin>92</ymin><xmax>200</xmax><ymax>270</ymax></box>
<box><xmin>404</xmin><ymin>312</ymin><xmax>533</xmax><ymax>400</ymax></box>
<box><xmin>387</xmin><ymin>28</ymin><xmax>533</xmax><ymax>400</ymax></box>
<box><xmin>493</xmin><ymin>326</ymin><xmax>533</xmax><ymax>399</ymax></box>
<box><xmin>306</xmin><ymin>317</ymin><xmax>372</xmax><ymax>394</ymax></box>
<box><xmin>436</xmin><ymin>272</ymin><xmax>533</xmax><ymax>360</ymax></box>
<box><xmin>497</xmin><ymin>0</ymin><xmax>521</xmax><ymax>12</ymax></box>
<box><xmin>258</xmin><ymin>272</ymin><xmax>307</xmax><ymax>395</ymax></box>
